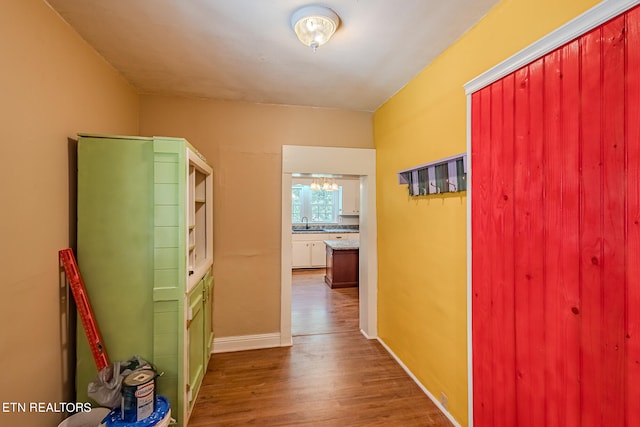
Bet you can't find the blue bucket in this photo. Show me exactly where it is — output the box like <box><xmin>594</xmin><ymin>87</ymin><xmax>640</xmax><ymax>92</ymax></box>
<box><xmin>102</xmin><ymin>396</ymin><xmax>170</xmax><ymax>427</ymax></box>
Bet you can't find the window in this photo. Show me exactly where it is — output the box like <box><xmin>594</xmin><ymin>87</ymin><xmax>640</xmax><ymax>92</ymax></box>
<box><xmin>292</xmin><ymin>186</ymin><xmax>304</xmax><ymax>221</ymax></box>
<box><xmin>292</xmin><ymin>184</ymin><xmax>340</xmax><ymax>224</ymax></box>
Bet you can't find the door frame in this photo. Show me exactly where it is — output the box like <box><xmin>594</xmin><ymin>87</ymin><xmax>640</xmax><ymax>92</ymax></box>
<box><xmin>464</xmin><ymin>1</ymin><xmax>639</xmax><ymax>425</ymax></box>
<box><xmin>281</xmin><ymin>145</ymin><xmax>378</xmax><ymax>345</ymax></box>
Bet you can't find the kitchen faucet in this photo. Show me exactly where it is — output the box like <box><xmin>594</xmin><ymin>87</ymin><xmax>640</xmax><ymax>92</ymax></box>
<box><xmin>302</xmin><ymin>216</ymin><xmax>309</xmax><ymax>229</ymax></box>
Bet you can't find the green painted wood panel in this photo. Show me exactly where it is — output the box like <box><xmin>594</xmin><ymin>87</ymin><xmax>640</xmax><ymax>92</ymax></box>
<box><xmin>187</xmin><ymin>278</ymin><xmax>205</xmax><ymax>411</ymax></box>
<box><xmin>76</xmin><ymin>134</ymin><xmax>210</xmax><ymax>427</ymax></box>
<box><xmin>76</xmin><ymin>136</ymin><xmax>155</xmax><ymax>404</ymax></box>
<box><xmin>204</xmin><ymin>274</ymin><xmax>214</xmax><ymax>365</ymax></box>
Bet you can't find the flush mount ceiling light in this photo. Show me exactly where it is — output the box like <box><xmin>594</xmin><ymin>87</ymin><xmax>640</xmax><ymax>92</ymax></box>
<box><xmin>290</xmin><ymin>5</ymin><xmax>340</xmax><ymax>52</ymax></box>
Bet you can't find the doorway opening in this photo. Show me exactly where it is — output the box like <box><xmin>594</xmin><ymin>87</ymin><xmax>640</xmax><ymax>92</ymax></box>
<box><xmin>290</xmin><ymin>174</ymin><xmax>361</xmax><ymax>337</ymax></box>
<box><xmin>280</xmin><ymin>145</ymin><xmax>378</xmax><ymax>346</ymax></box>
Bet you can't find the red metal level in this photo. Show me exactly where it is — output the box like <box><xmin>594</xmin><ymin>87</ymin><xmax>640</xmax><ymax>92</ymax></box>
<box><xmin>59</xmin><ymin>248</ymin><xmax>110</xmax><ymax>371</ymax></box>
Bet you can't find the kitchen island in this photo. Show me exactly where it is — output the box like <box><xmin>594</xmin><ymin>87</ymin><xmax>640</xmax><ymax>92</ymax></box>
<box><xmin>324</xmin><ymin>239</ymin><xmax>359</xmax><ymax>288</ymax></box>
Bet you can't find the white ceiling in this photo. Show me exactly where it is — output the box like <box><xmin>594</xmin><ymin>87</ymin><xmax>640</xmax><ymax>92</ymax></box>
<box><xmin>46</xmin><ymin>0</ymin><xmax>498</xmax><ymax>112</ymax></box>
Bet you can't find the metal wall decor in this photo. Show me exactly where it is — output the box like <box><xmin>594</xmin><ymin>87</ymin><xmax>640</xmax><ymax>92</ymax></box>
<box><xmin>397</xmin><ymin>153</ymin><xmax>467</xmax><ymax>196</ymax></box>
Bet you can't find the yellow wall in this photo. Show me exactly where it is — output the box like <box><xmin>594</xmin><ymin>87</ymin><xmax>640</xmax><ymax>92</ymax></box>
<box><xmin>0</xmin><ymin>1</ymin><xmax>138</xmax><ymax>425</ymax></box>
<box><xmin>139</xmin><ymin>95</ymin><xmax>373</xmax><ymax>338</ymax></box>
<box><xmin>373</xmin><ymin>0</ymin><xmax>599</xmax><ymax>424</ymax></box>
<box><xmin>1</xmin><ymin>0</ymin><xmax>607</xmax><ymax>425</ymax></box>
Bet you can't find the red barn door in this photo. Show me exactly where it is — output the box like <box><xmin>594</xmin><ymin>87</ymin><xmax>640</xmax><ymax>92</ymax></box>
<box><xmin>471</xmin><ymin>6</ymin><xmax>640</xmax><ymax>426</ymax></box>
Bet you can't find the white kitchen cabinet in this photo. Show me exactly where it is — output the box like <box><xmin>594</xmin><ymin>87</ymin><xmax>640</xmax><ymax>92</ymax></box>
<box><xmin>310</xmin><ymin>241</ymin><xmax>326</xmax><ymax>266</ymax></box>
<box><xmin>291</xmin><ymin>240</ymin><xmax>325</xmax><ymax>268</ymax></box>
<box><xmin>292</xmin><ymin>240</ymin><xmax>313</xmax><ymax>268</ymax></box>
<box><xmin>326</xmin><ymin>233</ymin><xmax>359</xmax><ymax>241</ymax></box>
<box><xmin>339</xmin><ymin>179</ymin><xmax>360</xmax><ymax>215</ymax></box>
<box><xmin>292</xmin><ymin>234</ymin><xmax>327</xmax><ymax>268</ymax></box>
<box><xmin>292</xmin><ymin>232</ymin><xmax>359</xmax><ymax>268</ymax></box>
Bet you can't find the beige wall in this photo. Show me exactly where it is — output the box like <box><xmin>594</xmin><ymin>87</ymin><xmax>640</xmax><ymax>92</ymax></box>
<box><xmin>0</xmin><ymin>3</ymin><xmax>371</xmax><ymax>423</ymax></box>
<box><xmin>139</xmin><ymin>95</ymin><xmax>373</xmax><ymax>337</ymax></box>
<box><xmin>0</xmin><ymin>1</ymin><xmax>138</xmax><ymax>425</ymax></box>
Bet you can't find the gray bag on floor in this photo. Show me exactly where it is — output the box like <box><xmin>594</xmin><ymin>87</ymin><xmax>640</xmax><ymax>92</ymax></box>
<box><xmin>87</xmin><ymin>355</ymin><xmax>152</xmax><ymax>408</ymax></box>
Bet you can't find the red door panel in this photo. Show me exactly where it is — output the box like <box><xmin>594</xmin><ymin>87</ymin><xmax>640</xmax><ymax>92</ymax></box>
<box><xmin>626</xmin><ymin>6</ymin><xmax>640</xmax><ymax>427</ymax></box>
<box><xmin>472</xmin><ymin>6</ymin><xmax>640</xmax><ymax>426</ymax></box>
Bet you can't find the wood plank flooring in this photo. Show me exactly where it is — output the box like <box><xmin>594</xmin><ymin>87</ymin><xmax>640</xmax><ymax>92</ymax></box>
<box><xmin>291</xmin><ymin>269</ymin><xmax>359</xmax><ymax>336</ymax></box>
<box><xmin>188</xmin><ymin>269</ymin><xmax>452</xmax><ymax>426</ymax></box>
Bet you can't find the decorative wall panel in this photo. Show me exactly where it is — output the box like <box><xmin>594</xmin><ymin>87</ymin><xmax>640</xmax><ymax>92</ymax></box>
<box><xmin>471</xmin><ymin>6</ymin><xmax>640</xmax><ymax>426</ymax></box>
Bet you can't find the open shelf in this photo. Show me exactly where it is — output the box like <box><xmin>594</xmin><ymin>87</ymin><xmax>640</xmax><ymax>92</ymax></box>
<box><xmin>187</xmin><ymin>150</ymin><xmax>213</xmax><ymax>286</ymax></box>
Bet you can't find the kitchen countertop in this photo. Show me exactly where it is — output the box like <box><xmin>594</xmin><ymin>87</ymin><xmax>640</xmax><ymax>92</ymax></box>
<box><xmin>323</xmin><ymin>239</ymin><xmax>359</xmax><ymax>250</ymax></box>
<box><xmin>292</xmin><ymin>227</ymin><xmax>359</xmax><ymax>234</ymax></box>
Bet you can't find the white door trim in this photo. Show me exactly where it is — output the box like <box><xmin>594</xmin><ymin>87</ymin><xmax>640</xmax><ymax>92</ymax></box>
<box><xmin>281</xmin><ymin>145</ymin><xmax>378</xmax><ymax>346</ymax></box>
<box><xmin>464</xmin><ymin>0</ymin><xmax>640</xmax><ymax>95</ymax></box>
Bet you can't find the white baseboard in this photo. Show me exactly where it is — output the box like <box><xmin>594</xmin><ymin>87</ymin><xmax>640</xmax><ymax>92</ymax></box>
<box><xmin>360</xmin><ymin>328</ymin><xmax>376</xmax><ymax>339</ymax></box>
<box><xmin>213</xmin><ymin>333</ymin><xmax>282</xmax><ymax>353</ymax></box>
<box><xmin>377</xmin><ymin>338</ymin><xmax>461</xmax><ymax>427</ymax></box>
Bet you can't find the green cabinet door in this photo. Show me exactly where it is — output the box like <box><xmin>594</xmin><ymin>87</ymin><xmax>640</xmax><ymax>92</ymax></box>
<box><xmin>203</xmin><ymin>274</ymin><xmax>214</xmax><ymax>366</ymax></box>
<box><xmin>187</xmin><ymin>277</ymin><xmax>205</xmax><ymax>410</ymax></box>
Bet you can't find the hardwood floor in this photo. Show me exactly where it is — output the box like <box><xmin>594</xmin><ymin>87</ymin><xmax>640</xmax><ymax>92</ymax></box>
<box><xmin>188</xmin><ymin>269</ymin><xmax>452</xmax><ymax>426</ymax></box>
<box><xmin>291</xmin><ymin>269</ymin><xmax>359</xmax><ymax>336</ymax></box>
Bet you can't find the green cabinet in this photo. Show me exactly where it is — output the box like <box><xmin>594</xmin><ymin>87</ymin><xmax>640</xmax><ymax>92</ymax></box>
<box><xmin>203</xmin><ymin>274</ymin><xmax>214</xmax><ymax>373</ymax></box>
<box><xmin>76</xmin><ymin>134</ymin><xmax>213</xmax><ymax>427</ymax></box>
